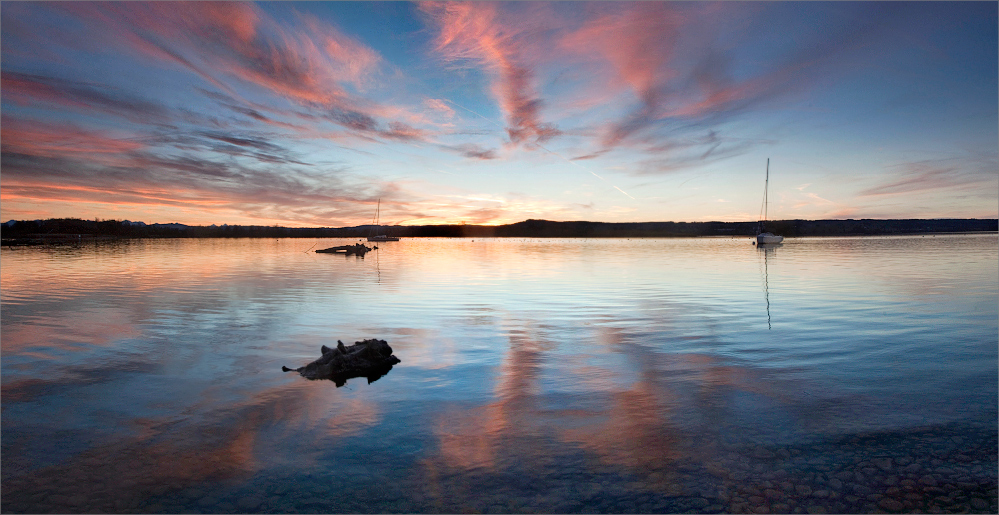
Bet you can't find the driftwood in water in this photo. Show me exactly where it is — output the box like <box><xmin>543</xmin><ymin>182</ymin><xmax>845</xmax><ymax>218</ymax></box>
<box><xmin>315</xmin><ymin>243</ymin><xmax>373</xmax><ymax>255</ymax></box>
<box><xmin>282</xmin><ymin>339</ymin><xmax>400</xmax><ymax>387</ymax></box>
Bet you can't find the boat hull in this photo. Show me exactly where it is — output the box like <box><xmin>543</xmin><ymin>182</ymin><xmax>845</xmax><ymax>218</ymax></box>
<box><xmin>757</xmin><ymin>233</ymin><xmax>784</xmax><ymax>244</ymax></box>
<box><xmin>316</xmin><ymin>243</ymin><xmax>372</xmax><ymax>255</ymax></box>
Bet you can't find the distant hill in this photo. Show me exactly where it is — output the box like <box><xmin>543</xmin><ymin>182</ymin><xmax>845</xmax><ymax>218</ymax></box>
<box><xmin>1</xmin><ymin>217</ymin><xmax>996</xmax><ymax>242</ymax></box>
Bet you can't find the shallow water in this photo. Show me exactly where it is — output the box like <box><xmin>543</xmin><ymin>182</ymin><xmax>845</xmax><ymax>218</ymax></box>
<box><xmin>2</xmin><ymin>235</ymin><xmax>996</xmax><ymax>513</ymax></box>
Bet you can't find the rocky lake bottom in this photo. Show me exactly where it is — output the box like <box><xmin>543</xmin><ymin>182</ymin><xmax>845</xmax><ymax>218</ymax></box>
<box><xmin>3</xmin><ymin>422</ymin><xmax>995</xmax><ymax>513</ymax></box>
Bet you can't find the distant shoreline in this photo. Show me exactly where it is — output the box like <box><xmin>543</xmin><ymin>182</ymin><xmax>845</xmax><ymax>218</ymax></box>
<box><xmin>2</xmin><ymin>218</ymin><xmax>996</xmax><ymax>244</ymax></box>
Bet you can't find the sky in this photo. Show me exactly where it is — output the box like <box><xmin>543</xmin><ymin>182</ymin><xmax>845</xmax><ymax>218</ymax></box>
<box><xmin>1</xmin><ymin>1</ymin><xmax>996</xmax><ymax>227</ymax></box>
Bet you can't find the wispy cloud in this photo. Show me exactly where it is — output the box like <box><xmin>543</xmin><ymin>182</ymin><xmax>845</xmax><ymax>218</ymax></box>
<box><xmin>424</xmin><ymin>98</ymin><xmax>456</xmax><ymax>119</ymax></box>
<box><xmin>62</xmin><ymin>3</ymin><xmax>377</xmax><ymax>104</ymax></box>
<box><xmin>1</xmin><ymin>116</ymin><xmax>146</xmax><ymax>158</ymax></box>
<box><xmin>559</xmin><ymin>3</ymin><xmax>689</xmax><ymax>149</ymax></box>
<box><xmin>0</xmin><ymin>114</ymin><xmax>394</xmax><ymax>227</ymax></box>
<box><xmin>420</xmin><ymin>2</ymin><xmax>561</xmax><ymax>147</ymax></box>
<box><xmin>438</xmin><ymin>143</ymin><xmax>498</xmax><ymax>160</ymax></box>
<box><xmin>52</xmin><ymin>2</ymin><xmax>440</xmax><ymax>145</ymax></box>
<box><xmin>2</xmin><ymin>71</ymin><xmax>173</xmax><ymax>125</ymax></box>
<box><xmin>551</xmin><ymin>2</ymin><xmax>908</xmax><ymax>163</ymax></box>
<box><xmin>632</xmin><ymin>131</ymin><xmax>766</xmax><ymax>176</ymax></box>
<box><xmin>792</xmin><ymin>192</ymin><xmax>839</xmax><ymax>210</ymax></box>
<box><xmin>859</xmin><ymin>155</ymin><xmax>999</xmax><ymax>197</ymax></box>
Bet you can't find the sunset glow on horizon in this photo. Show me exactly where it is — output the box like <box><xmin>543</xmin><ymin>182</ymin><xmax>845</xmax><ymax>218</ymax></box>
<box><xmin>2</xmin><ymin>1</ymin><xmax>996</xmax><ymax>228</ymax></box>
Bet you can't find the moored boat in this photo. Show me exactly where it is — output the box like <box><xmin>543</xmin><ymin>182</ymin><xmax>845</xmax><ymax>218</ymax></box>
<box><xmin>757</xmin><ymin>232</ymin><xmax>783</xmax><ymax>245</ymax></box>
<box><xmin>367</xmin><ymin>199</ymin><xmax>399</xmax><ymax>242</ymax></box>
<box><xmin>756</xmin><ymin>158</ymin><xmax>783</xmax><ymax>245</ymax></box>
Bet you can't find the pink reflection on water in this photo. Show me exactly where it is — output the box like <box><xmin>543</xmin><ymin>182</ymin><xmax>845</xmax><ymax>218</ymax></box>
<box><xmin>2</xmin><ymin>376</ymin><xmax>385</xmax><ymax>512</ymax></box>
<box><xmin>430</xmin><ymin>320</ymin><xmax>554</xmax><ymax>469</ymax></box>
<box><xmin>0</xmin><ymin>308</ymin><xmax>141</xmax><ymax>357</ymax></box>
<box><xmin>423</xmin><ymin>318</ymin><xmax>816</xmax><ymax>500</ymax></box>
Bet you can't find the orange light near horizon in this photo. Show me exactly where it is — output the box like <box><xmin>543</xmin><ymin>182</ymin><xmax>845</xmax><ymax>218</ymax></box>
<box><xmin>394</xmin><ymin>217</ymin><xmax>515</xmax><ymax>227</ymax></box>
<box><xmin>1</xmin><ymin>182</ymin><xmax>232</xmax><ymax>207</ymax></box>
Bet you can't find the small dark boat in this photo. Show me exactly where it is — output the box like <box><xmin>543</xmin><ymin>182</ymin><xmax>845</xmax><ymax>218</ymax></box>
<box><xmin>316</xmin><ymin>243</ymin><xmax>372</xmax><ymax>255</ymax></box>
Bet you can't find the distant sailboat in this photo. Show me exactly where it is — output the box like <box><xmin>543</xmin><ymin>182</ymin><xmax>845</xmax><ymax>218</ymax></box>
<box><xmin>756</xmin><ymin>159</ymin><xmax>783</xmax><ymax>245</ymax></box>
<box><xmin>367</xmin><ymin>199</ymin><xmax>399</xmax><ymax>242</ymax></box>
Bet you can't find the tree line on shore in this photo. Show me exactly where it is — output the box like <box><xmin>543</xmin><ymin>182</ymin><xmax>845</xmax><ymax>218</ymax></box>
<box><xmin>2</xmin><ymin>217</ymin><xmax>996</xmax><ymax>242</ymax></box>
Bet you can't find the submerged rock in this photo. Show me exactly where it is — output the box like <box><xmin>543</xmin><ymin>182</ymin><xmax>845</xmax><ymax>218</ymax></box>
<box><xmin>282</xmin><ymin>339</ymin><xmax>400</xmax><ymax>387</ymax></box>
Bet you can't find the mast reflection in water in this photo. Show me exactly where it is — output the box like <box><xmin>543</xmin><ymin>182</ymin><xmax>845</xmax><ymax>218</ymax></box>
<box><xmin>758</xmin><ymin>242</ymin><xmax>782</xmax><ymax>330</ymax></box>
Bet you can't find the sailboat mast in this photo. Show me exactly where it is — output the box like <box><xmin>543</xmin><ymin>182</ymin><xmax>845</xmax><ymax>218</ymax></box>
<box><xmin>368</xmin><ymin>198</ymin><xmax>380</xmax><ymax>239</ymax></box>
<box><xmin>755</xmin><ymin>158</ymin><xmax>783</xmax><ymax>244</ymax></box>
<box><xmin>764</xmin><ymin>158</ymin><xmax>769</xmax><ymax>222</ymax></box>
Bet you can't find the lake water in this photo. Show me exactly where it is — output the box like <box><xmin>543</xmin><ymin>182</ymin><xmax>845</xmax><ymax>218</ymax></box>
<box><xmin>2</xmin><ymin>235</ymin><xmax>996</xmax><ymax>514</ymax></box>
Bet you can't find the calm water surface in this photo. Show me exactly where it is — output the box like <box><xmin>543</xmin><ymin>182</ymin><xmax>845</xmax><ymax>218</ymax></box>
<box><xmin>2</xmin><ymin>235</ymin><xmax>996</xmax><ymax>513</ymax></box>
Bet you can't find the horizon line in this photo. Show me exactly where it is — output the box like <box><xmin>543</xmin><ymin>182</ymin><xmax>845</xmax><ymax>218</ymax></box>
<box><xmin>5</xmin><ymin>216</ymin><xmax>998</xmax><ymax>231</ymax></box>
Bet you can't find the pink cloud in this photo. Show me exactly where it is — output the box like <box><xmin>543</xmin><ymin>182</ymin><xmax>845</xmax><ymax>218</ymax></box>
<box><xmin>558</xmin><ymin>3</ymin><xmax>762</xmax><ymax>149</ymax></box>
<box><xmin>2</xmin><ymin>72</ymin><xmax>86</xmax><ymax>109</ymax></box>
<box><xmin>1</xmin><ymin>72</ymin><xmax>171</xmax><ymax>125</ymax></box>
<box><xmin>0</xmin><ymin>128</ymin><xmax>429</xmax><ymax>227</ymax></box>
<box><xmin>383</xmin><ymin>121</ymin><xmax>426</xmax><ymax>141</ymax></box>
<box><xmin>57</xmin><ymin>3</ymin><xmax>390</xmax><ymax>126</ymax></box>
<box><xmin>420</xmin><ymin>2</ymin><xmax>561</xmax><ymax>146</ymax></box>
<box><xmin>424</xmin><ymin>98</ymin><xmax>456</xmax><ymax>119</ymax></box>
<box><xmin>562</xmin><ymin>4</ymin><xmax>685</xmax><ymax>106</ymax></box>
<box><xmin>300</xmin><ymin>14</ymin><xmax>382</xmax><ymax>89</ymax></box>
<box><xmin>7</xmin><ymin>3</ymin><xmax>513</xmax><ymax>151</ymax></box>
<box><xmin>438</xmin><ymin>143</ymin><xmax>497</xmax><ymax>160</ymax></box>
<box><xmin>1</xmin><ymin>116</ymin><xmax>145</xmax><ymax>159</ymax></box>
<box><xmin>552</xmin><ymin>2</ymin><xmax>900</xmax><ymax>158</ymax></box>
<box><xmin>418</xmin><ymin>2</ymin><xmax>765</xmax><ymax>155</ymax></box>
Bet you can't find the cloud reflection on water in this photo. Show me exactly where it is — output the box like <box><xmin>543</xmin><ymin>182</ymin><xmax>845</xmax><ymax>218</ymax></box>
<box><xmin>3</xmin><ymin>377</ymin><xmax>388</xmax><ymax>511</ymax></box>
<box><xmin>1</xmin><ymin>236</ymin><xmax>994</xmax><ymax>512</ymax></box>
<box><xmin>419</xmin><ymin>311</ymin><xmax>825</xmax><ymax>503</ymax></box>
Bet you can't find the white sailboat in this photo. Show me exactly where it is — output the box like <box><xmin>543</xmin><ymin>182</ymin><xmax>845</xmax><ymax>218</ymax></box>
<box><xmin>756</xmin><ymin>159</ymin><xmax>783</xmax><ymax>245</ymax></box>
<box><xmin>367</xmin><ymin>199</ymin><xmax>399</xmax><ymax>242</ymax></box>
